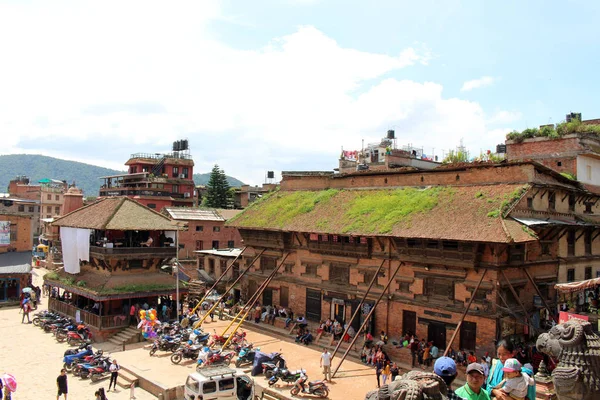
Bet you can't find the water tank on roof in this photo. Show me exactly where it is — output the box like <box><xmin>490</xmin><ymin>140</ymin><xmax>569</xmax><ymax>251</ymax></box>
<box><xmin>267</xmin><ymin>171</ymin><xmax>274</xmax><ymax>179</ymax></box>
<box><xmin>181</xmin><ymin>139</ymin><xmax>189</xmax><ymax>151</ymax></box>
<box><xmin>387</xmin><ymin>130</ymin><xmax>395</xmax><ymax>139</ymax></box>
<box><xmin>496</xmin><ymin>144</ymin><xmax>507</xmax><ymax>154</ymax></box>
<box><xmin>173</xmin><ymin>141</ymin><xmax>181</xmax><ymax>151</ymax></box>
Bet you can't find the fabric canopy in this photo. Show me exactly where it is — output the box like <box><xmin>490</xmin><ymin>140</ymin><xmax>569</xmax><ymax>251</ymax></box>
<box><xmin>555</xmin><ymin>277</ymin><xmax>600</xmax><ymax>294</ymax></box>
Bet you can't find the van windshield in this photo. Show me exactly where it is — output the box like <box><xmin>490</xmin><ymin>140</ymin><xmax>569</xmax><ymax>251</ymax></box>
<box><xmin>185</xmin><ymin>376</ymin><xmax>199</xmax><ymax>392</ymax></box>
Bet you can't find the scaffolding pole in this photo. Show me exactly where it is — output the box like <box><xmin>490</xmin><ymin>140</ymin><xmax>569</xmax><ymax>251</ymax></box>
<box><xmin>220</xmin><ymin>252</ymin><xmax>290</xmax><ymax>337</ymax></box>
<box><xmin>331</xmin><ymin>259</ymin><xmax>386</xmax><ymax>360</ymax></box>
<box><xmin>192</xmin><ymin>248</ymin><xmax>265</xmax><ymax>329</ymax></box>
<box><xmin>220</xmin><ymin>253</ymin><xmax>289</xmax><ymax>348</ymax></box>
<box><xmin>443</xmin><ymin>269</ymin><xmax>487</xmax><ymax>357</ymax></box>
<box><xmin>522</xmin><ymin>267</ymin><xmax>555</xmax><ymax>319</ymax></box>
<box><xmin>332</xmin><ymin>261</ymin><xmax>403</xmax><ymax>378</ymax></box>
<box><xmin>190</xmin><ymin>247</ymin><xmax>247</xmax><ymax>316</ymax></box>
<box><xmin>500</xmin><ymin>269</ymin><xmax>536</xmax><ymax>332</ymax></box>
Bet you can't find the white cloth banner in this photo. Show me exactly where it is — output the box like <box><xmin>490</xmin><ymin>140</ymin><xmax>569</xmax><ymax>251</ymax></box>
<box><xmin>60</xmin><ymin>227</ymin><xmax>90</xmax><ymax>274</ymax></box>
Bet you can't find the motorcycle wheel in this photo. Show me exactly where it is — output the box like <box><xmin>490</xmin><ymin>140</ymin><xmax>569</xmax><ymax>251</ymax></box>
<box><xmin>149</xmin><ymin>347</ymin><xmax>157</xmax><ymax>356</ymax></box>
<box><xmin>314</xmin><ymin>388</ymin><xmax>329</xmax><ymax>398</ymax></box>
<box><xmin>171</xmin><ymin>353</ymin><xmax>183</xmax><ymax>364</ymax></box>
<box><xmin>235</xmin><ymin>359</ymin><xmax>242</xmax><ymax>368</ymax></box>
<box><xmin>268</xmin><ymin>378</ymin><xmax>278</xmax><ymax>387</ymax></box>
<box><xmin>90</xmin><ymin>373</ymin><xmax>100</xmax><ymax>383</ymax></box>
<box><xmin>32</xmin><ymin>317</ymin><xmax>40</xmax><ymax>326</ymax></box>
<box><xmin>225</xmin><ymin>356</ymin><xmax>232</xmax><ymax>366</ymax></box>
<box><xmin>290</xmin><ymin>387</ymin><xmax>299</xmax><ymax>396</ymax></box>
<box><xmin>63</xmin><ymin>363</ymin><xmax>72</xmax><ymax>373</ymax></box>
<box><xmin>67</xmin><ymin>336</ymin><xmax>74</xmax><ymax>346</ymax></box>
<box><xmin>265</xmin><ymin>370</ymin><xmax>275</xmax><ymax>379</ymax></box>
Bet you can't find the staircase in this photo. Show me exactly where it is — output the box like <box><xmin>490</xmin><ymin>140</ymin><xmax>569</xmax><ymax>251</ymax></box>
<box><xmin>107</xmin><ymin>326</ymin><xmax>142</xmax><ymax>347</ymax></box>
<box><xmin>116</xmin><ymin>368</ymin><xmax>140</xmax><ymax>390</ymax></box>
<box><xmin>151</xmin><ymin>156</ymin><xmax>166</xmax><ymax>176</ymax></box>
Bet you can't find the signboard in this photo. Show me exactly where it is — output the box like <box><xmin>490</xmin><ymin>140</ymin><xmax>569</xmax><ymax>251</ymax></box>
<box><xmin>0</xmin><ymin>221</ymin><xmax>10</xmax><ymax>245</ymax></box>
<box><xmin>559</xmin><ymin>311</ymin><xmax>589</xmax><ymax>324</ymax></box>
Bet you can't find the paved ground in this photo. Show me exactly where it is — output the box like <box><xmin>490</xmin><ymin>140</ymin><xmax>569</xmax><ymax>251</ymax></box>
<box><xmin>4</xmin><ymin>267</ymin><xmax>381</xmax><ymax>399</ymax></box>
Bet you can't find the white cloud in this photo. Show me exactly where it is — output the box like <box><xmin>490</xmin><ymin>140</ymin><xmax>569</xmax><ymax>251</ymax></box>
<box><xmin>0</xmin><ymin>2</ymin><xmax>515</xmax><ymax>185</ymax></box>
<box><xmin>460</xmin><ymin>76</ymin><xmax>497</xmax><ymax>92</ymax></box>
<box><xmin>487</xmin><ymin>110</ymin><xmax>523</xmax><ymax>125</ymax></box>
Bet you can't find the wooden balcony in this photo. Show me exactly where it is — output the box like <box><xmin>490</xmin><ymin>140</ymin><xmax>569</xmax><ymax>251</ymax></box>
<box><xmin>90</xmin><ymin>245</ymin><xmax>176</xmax><ymax>260</ymax></box>
<box><xmin>49</xmin><ymin>298</ymin><xmax>129</xmax><ymax>330</ymax></box>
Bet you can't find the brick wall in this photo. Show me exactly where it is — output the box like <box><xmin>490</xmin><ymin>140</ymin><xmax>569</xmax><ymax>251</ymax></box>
<box><xmin>0</xmin><ymin>214</ymin><xmax>33</xmax><ymax>253</ymax></box>
<box><xmin>178</xmin><ymin>220</ymin><xmax>242</xmax><ymax>259</ymax></box>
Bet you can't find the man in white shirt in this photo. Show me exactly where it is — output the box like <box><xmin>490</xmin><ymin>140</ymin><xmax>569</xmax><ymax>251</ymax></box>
<box><xmin>320</xmin><ymin>348</ymin><xmax>332</xmax><ymax>382</ymax></box>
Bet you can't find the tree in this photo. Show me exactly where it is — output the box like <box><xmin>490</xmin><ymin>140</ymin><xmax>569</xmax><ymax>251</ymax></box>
<box><xmin>204</xmin><ymin>164</ymin><xmax>232</xmax><ymax>208</ymax></box>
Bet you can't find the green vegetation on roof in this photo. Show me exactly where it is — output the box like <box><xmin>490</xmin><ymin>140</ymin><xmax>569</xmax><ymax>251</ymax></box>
<box><xmin>486</xmin><ymin>186</ymin><xmax>528</xmax><ymax>218</ymax></box>
<box><xmin>99</xmin><ymin>283</ymin><xmax>176</xmax><ymax>294</ymax></box>
<box><xmin>506</xmin><ymin>119</ymin><xmax>600</xmax><ymax>143</ymax></box>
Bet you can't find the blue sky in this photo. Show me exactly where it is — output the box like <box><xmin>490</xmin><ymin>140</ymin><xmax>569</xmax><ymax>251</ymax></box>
<box><xmin>1</xmin><ymin>0</ymin><xmax>598</xmax><ymax>187</ymax></box>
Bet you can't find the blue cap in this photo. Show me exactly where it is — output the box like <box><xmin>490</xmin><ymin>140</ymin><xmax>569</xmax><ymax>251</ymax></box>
<box><xmin>434</xmin><ymin>356</ymin><xmax>457</xmax><ymax>377</ymax></box>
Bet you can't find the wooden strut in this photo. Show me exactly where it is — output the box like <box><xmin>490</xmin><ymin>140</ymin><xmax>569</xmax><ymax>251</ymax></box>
<box><xmin>330</xmin><ymin>259</ymin><xmax>387</xmax><ymax>361</ymax></box>
<box><xmin>220</xmin><ymin>252</ymin><xmax>290</xmax><ymax>349</ymax></box>
<box><xmin>193</xmin><ymin>248</ymin><xmax>266</xmax><ymax>329</ymax></box>
<box><xmin>522</xmin><ymin>268</ymin><xmax>555</xmax><ymax>319</ymax></box>
<box><xmin>190</xmin><ymin>246</ymin><xmax>248</xmax><ymax>316</ymax></box>
<box><xmin>500</xmin><ymin>269</ymin><xmax>536</xmax><ymax>333</ymax></box>
<box><xmin>332</xmin><ymin>261</ymin><xmax>403</xmax><ymax>378</ymax></box>
<box><xmin>496</xmin><ymin>290</ymin><xmax>533</xmax><ymax>330</ymax></box>
<box><xmin>443</xmin><ymin>268</ymin><xmax>487</xmax><ymax>357</ymax></box>
<box><xmin>218</xmin><ymin>250</ymin><xmax>283</xmax><ymax>336</ymax></box>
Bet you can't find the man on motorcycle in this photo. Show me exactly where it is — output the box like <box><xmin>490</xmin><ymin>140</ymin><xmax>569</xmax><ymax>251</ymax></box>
<box><xmin>294</xmin><ymin>370</ymin><xmax>308</xmax><ymax>393</ymax></box>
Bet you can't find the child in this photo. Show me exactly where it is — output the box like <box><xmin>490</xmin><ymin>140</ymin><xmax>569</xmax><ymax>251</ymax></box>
<box><xmin>501</xmin><ymin>358</ymin><xmax>535</xmax><ymax>400</ymax></box>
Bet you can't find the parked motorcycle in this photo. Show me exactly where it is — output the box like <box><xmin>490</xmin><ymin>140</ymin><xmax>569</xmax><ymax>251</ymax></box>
<box><xmin>235</xmin><ymin>345</ymin><xmax>258</xmax><ymax>368</ymax></box>
<box><xmin>63</xmin><ymin>343</ymin><xmax>89</xmax><ymax>357</ymax></box>
<box><xmin>73</xmin><ymin>355</ymin><xmax>109</xmax><ymax>378</ymax></box>
<box><xmin>196</xmin><ymin>348</ymin><xmax>235</xmax><ymax>371</ymax></box>
<box><xmin>171</xmin><ymin>343</ymin><xmax>202</xmax><ymax>364</ymax></box>
<box><xmin>67</xmin><ymin>326</ymin><xmax>92</xmax><ymax>346</ymax></box>
<box><xmin>87</xmin><ymin>358</ymin><xmax>113</xmax><ymax>381</ymax></box>
<box><xmin>63</xmin><ymin>346</ymin><xmax>94</xmax><ymax>372</ymax></box>
<box><xmin>149</xmin><ymin>336</ymin><xmax>182</xmax><ymax>356</ymax></box>
<box><xmin>262</xmin><ymin>353</ymin><xmax>287</xmax><ymax>378</ymax></box>
<box><xmin>268</xmin><ymin>367</ymin><xmax>306</xmax><ymax>386</ymax></box>
<box><xmin>290</xmin><ymin>380</ymin><xmax>329</xmax><ymax>398</ymax></box>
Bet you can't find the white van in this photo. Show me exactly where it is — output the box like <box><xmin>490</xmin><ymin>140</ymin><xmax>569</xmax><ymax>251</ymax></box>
<box><xmin>184</xmin><ymin>367</ymin><xmax>255</xmax><ymax>400</ymax></box>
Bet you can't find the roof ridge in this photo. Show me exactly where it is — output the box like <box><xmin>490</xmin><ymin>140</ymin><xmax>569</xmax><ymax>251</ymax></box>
<box><xmin>102</xmin><ymin>197</ymin><xmax>126</xmax><ymax>230</ymax></box>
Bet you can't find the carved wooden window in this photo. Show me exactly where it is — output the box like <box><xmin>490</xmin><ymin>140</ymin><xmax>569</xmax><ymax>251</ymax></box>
<box><xmin>509</xmin><ymin>244</ymin><xmax>525</xmax><ymax>263</ymax></box>
<box><xmin>585</xmin><ymin>266</ymin><xmax>592</xmax><ymax>280</ymax></box>
<box><xmin>585</xmin><ymin>231</ymin><xmax>592</xmax><ymax>255</ymax></box>
<box><xmin>398</xmin><ymin>281</ymin><xmax>411</xmax><ymax>293</ymax></box>
<box><xmin>220</xmin><ymin>260</ymin><xmax>227</xmax><ymax>273</ymax></box>
<box><xmin>284</xmin><ymin>263</ymin><xmax>294</xmax><ymax>274</ymax></box>
<box><xmin>424</xmin><ymin>277</ymin><xmax>454</xmax><ymax>300</ymax></box>
<box><xmin>541</xmin><ymin>241</ymin><xmax>551</xmax><ymax>255</ymax></box>
<box><xmin>501</xmin><ymin>289</ymin><xmax>518</xmax><ymax>305</ymax></box>
<box><xmin>527</xmin><ymin>197</ymin><xmax>533</xmax><ymax>208</ymax></box>
<box><xmin>232</xmin><ymin>263</ymin><xmax>240</xmax><ymax>278</ymax></box>
<box><xmin>198</xmin><ymin>257</ymin><xmax>205</xmax><ymax>270</ymax></box>
<box><xmin>469</xmin><ymin>288</ymin><xmax>488</xmax><ymax>302</ymax></box>
<box><xmin>585</xmin><ymin>202</ymin><xmax>593</xmax><ymax>214</ymax></box>
<box><xmin>304</xmin><ymin>263</ymin><xmax>318</xmax><ymax>276</ymax></box>
<box><xmin>330</xmin><ymin>264</ymin><xmax>349</xmax><ymax>284</ymax></box>
<box><xmin>567</xmin><ymin>231</ymin><xmax>575</xmax><ymax>256</ymax></box>
<box><xmin>548</xmin><ymin>191</ymin><xmax>556</xmax><ymax>211</ymax></box>
<box><xmin>568</xmin><ymin>195</ymin><xmax>576</xmax><ymax>212</ymax></box>
<box><xmin>567</xmin><ymin>268</ymin><xmax>575</xmax><ymax>282</ymax></box>
<box><xmin>407</xmin><ymin>239</ymin><xmax>422</xmax><ymax>248</ymax></box>
<box><xmin>260</xmin><ymin>257</ymin><xmax>277</xmax><ymax>271</ymax></box>
<box><xmin>208</xmin><ymin>259</ymin><xmax>215</xmax><ymax>275</ymax></box>
<box><xmin>363</xmin><ymin>270</ymin><xmax>376</xmax><ymax>285</ymax></box>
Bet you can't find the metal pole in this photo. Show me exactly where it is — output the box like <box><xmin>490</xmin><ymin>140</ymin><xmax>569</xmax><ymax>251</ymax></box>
<box><xmin>189</xmin><ymin>246</ymin><xmax>247</xmax><ymax>316</ymax></box>
<box><xmin>176</xmin><ymin>230</ymin><xmax>180</xmax><ymax>321</ymax></box>
<box><xmin>332</xmin><ymin>261</ymin><xmax>402</xmax><ymax>378</ymax></box>
<box><xmin>220</xmin><ymin>253</ymin><xmax>289</xmax><ymax>349</ymax></box>
<box><xmin>443</xmin><ymin>268</ymin><xmax>487</xmax><ymax>357</ymax></box>
<box><xmin>331</xmin><ymin>259</ymin><xmax>386</xmax><ymax>360</ymax></box>
<box><xmin>221</xmin><ymin>252</ymin><xmax>290</xmax><ymax>337</ymax></box>
<box><xmin>193</xmin><ymin>248</ymin><xmax>266</xmax><ymax>329</ymax></box>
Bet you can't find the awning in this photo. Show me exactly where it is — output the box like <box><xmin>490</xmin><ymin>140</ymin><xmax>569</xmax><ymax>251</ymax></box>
<box><xmin>555</xmin><ymin>277</ymin><xmax>600</xmax><ymax>294</ymax></box>
<box><xmin>512</xmin><ymin>217</ymin><xmax>584</xmax><ymax>226</ymax></box>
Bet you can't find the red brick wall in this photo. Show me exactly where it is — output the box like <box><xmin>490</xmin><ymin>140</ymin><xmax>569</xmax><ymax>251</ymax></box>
<box><xmin>178</xmin><ymin>220</ymin><xmax>242</xmax><ymax>259</ymax></box>
<box><xmin>0</xmin><ymin>214</ymin><xmax>32</xmax><ymax>253</ymax></box>
<box><xmin>8</xmin><ymin>182</ymin><xmax>41</xmax><ymax>200</ymax></box>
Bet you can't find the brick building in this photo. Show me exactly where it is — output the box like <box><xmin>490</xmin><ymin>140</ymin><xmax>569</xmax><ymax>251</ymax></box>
<box><xmin>227</xmin><ymin>161</ymin><xmax>600</xmax><ymax>354</ymax></box>
<box><xmin>0</xmin><ymin>213</ymin><xmax>33</xmax><ymax>253</ymax></box>
<box><xmin>0</xmin><ymin>196</ymin><xmax>40</xmax><ymax>236</ymax></box>
<box><xmin>163</xmin><ymin>208</ymin><xmax>243</xmax><ymax>260</ymax></box>
<box><xmin>99</xmin><ymin>140</ymin><xmax>196</xmax><ymax>211</ymax></box>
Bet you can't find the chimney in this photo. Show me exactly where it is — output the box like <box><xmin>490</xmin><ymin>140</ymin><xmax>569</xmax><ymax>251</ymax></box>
<box><xmin>62</xmin><ymin>187</ymin><xmax>84</xmax><ymax>215</ymax></box>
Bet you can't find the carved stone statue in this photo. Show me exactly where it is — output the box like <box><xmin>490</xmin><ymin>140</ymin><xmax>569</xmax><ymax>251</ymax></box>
<box><xmin>364</xmin><ymin>371</ymin><xmax>449</xmax><ymax>400</ymax></box>
<box><xmin>536</xmin><ymin>318</ymin><xmax>600</xmax><ymax>400</ymax></box>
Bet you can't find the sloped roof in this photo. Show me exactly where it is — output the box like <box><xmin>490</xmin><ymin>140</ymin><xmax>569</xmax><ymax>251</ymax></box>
<box><xmin>217</xmin><ymin>209</ymin><xmax>243</xmax><ymax>220</ymax></box>
<box><xmin>164</xmin><ymin>208</ymin><xmax>224</xmax><ymax>222</ymax></box>
<box><xmin>0</xmin><ymin>251</ymin><xmax>32</xmax><ymax>268</ymax></box>
<box><xmin>228</xmin><ymin>184</ymin><xmax>535</xmax><ymax>243</ymax></box>
<box><xmin>52</xmin><ymin>197</ymin><xmax>181</xmax><ymax>231</ymax></box>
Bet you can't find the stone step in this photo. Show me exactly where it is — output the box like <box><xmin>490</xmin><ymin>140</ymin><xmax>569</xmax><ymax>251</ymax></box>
<box><xmin>116</xmin><ymin>369</ymin><xmax>139</xmax><ymax>389</ymax></box>
<box><xmin>108</xmin><ymin>338</ymin><xmax>123</xmax><ymax>346</ymax></box>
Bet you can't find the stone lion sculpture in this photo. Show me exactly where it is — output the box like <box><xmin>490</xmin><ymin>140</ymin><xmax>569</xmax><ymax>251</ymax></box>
<box><xmin>536</xmin><ymin>318</ymin><xmax>600</xmax><ymax>400</ymax></box>
<box><xmin>364</xmin><ymin>371</ymin><xmax>449</xmax><ymax>400</ymax></box>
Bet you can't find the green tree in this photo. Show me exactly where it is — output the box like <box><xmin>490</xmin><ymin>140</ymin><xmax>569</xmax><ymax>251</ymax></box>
<box><xmin>204</xmin><ymin>164</ymin><xmax>231</xmax><ymax>208</ymax></box>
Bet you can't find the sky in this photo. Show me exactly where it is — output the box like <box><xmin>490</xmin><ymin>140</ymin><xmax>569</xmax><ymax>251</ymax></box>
<box><xmin>1</xmin><ymin>0</ymin><xmax>599</xmax><ymax>186</ymax></box>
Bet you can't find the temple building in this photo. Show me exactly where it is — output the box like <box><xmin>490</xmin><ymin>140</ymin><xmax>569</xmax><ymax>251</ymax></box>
<box><xmin>227</xmin><ymin>161</ymin><xmax>600</xmax><ymax>355</ymax></box>
<box><xmin>45</xmin><ymin>197</ymin><xmax>187</xmax><ymax>341</ymax></box>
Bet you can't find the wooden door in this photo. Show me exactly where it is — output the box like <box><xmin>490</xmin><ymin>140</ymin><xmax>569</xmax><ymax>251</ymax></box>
<box><xmin>460</xmin><ymin>321</ymin><xmax>477</xmax><ymax>351</ymax></box>
<box><xmin>428</xmin><ymin>322</ymin><xmax>447</xmax><ymax>349</ymax></box>
<box><xmin>402</xmin><ymin>310</ymin><xmax>417</xmax><ymax>336</ymax></box>
<box><xmin>305</xmin><ymin>288</ymin><xmax>322</xmax><ymax>322</ymax></box>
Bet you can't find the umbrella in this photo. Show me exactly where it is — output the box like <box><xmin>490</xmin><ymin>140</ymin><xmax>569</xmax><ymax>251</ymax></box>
<box><xmin>22</xmin><ymin>287</ymin><xmax>33</xmax><ymax>293</ymax></box>
<box><xmin>2</xmin><ymin>373</ymin><xmax>17</xmax><ymax>392</ymax></box>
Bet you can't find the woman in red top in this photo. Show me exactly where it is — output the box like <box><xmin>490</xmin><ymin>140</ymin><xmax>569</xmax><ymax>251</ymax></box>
<box><xmin>467</xmin><ymin>351</ymin><xmax>477</xmax><ymax>364</ymax></box>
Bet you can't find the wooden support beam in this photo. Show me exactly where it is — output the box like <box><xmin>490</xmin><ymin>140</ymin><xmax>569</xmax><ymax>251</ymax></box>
<box><xmin>576</xmin><ymin>229</ymin><xmax>586</xmax><ymax>242</ymax></box>
<box><xmin>539</xmin><ymin>227</ymin><xmax>557</xmax><ymax>241</ymax></box>
<box><xmin>592</xmin><ymin>229</ymin><xmax>600</xmax><ymax>242</ymax></box>
<box><xmin>332</xmin><ymin>261</ymin><xmax>403</xmax><ymax>378</ymax></box>
<box><xmin>500</xmin><ymin>270</ymin><xmax>536</xmax><ymax>333</ymax></box>
<box><xmin>539</xmin><ymin>190</ymin><xmax>547</xmax><ymax>200</ymax></box>
<box><xmin>443</xmin><ymin>269</ymin><xmax>487</xmax><ymax>357</ymax></box>
<box><xmin>561</xmin><ymin>193</ymin><xmax>569</xmax><ymax>202</ymax></box>
<box><xmin>522</xmin><ymin>268</ymin><xmax>555</xmax><ymax>320</ymax></box>
<box><xmin>554</xmin><ymin>228</ymin><xmax>569</xmax><ymax>242</ymax></box>
<box><xmin>530</xmin><ymin>189</ymin><xmax>540</xmax><ymax>199</ymax></box>
<box><xmin>331</xmin><ymin>259</ymin><xmax>386</xmax><ymax>361</ymax></box>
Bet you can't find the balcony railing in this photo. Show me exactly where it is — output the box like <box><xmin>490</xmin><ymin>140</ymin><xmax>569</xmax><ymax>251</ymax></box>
<box><xmin>99</xmin><ymin>188</ymin><xmax>187</xmax><ymax>199</ymax></box>
<box><xmin>129</xmin><ymin>152</ymin><xmax>193</xmax><ymax>160</ymax></box>
<box><xmin>49</xmin><ymin>298</ymin><xmax>129</xmax><ymax>330</ymax></box>
<box><xmin>90</xmin><ymin>246</ymin><xmax>177</xmax><ymax>257</ymax></box>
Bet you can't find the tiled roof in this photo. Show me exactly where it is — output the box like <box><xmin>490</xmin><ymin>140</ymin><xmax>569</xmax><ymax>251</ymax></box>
<box><xmin>216</xmin><ymin>209</ymin><xmax>243</xmax><ymax>221</ymax></box>
<box><xmin>52</xmin><ymin>197</ymin><xmax>181</xmax><ymax>231</ymax></box>
<box><xmin>228</xmin><ymin>184</ymin><xmax>535</xmax><ymax>243</ymax></box>
<box><xmin>164</xmin><ymin>207</ymin><xmax>224</xmax><ymax>222</ymax></box>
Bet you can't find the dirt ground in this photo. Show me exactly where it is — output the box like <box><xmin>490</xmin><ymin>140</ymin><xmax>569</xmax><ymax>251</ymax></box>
<box><xmin>2</xmin><ymin>267</ymin><xmax>379</xmax><ymax>399</ymax></box>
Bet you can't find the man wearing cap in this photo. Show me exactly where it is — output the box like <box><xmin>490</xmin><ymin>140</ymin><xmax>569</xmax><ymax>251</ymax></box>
<box><xmin>455</xmin><ymin>363</ymin><xmax>490</xmax><ymax>400</ymax></box>
<box><xmin>433</xmin><ymin>356</ymin><xmax>465</xmax><ymax>400</ymax></box>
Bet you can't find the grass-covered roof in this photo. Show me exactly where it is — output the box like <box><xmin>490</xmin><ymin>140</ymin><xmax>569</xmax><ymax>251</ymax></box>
<box><xmin>228</xmin><ymin>184</ymin><xmax>534</xmax><ymax>243</ymax></box>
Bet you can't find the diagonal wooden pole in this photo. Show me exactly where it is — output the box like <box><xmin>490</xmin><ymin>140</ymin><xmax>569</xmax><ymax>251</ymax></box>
<box><xmin>522</xmin><ymin>267</ymin><xmax>555</xmax><ymax>320</ymax></box>
<box><xmin>443</xmin><ymin>268</ymin><xmax>487</xmax><ymax>357</ymax></box>
<box><xmin>331</xmin><ymin>259</ymin><xmax>386</xmax><ymax>360</ymax></box>
<box><xmin>332</xmin><ymin>261</ymin><xmax>403</xmax><ymax>378</ymax></box>
<box><xmin>500</xmin><ymin>269</ymin><xmax>536</xmax><ymax>333</ymax></box>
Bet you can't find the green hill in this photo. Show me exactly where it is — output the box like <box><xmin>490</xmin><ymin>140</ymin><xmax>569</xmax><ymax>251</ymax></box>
<box><xmin>0</xmin><ymin>154</ymin><xmax>245</xmax><ymax>197</ymax></box>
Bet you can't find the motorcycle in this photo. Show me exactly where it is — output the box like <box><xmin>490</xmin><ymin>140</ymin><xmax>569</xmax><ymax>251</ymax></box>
<box><xmin>73</xmin><ymin>355</ymin><xmax>109</xmax><ymax>378</ymax></box>
<box><xmin>63</xmin><ymin>343</ymin><xmax>89</xmax><ymax>357</ymax></box>
<box><xmin>290</xmin><ymin>380</ymin><xmax>329</xmax><ymax>398</ymax></box>
<box><xmin>32</xmin><ymin>311</ymin><xmax>61</xmax><ymax>327</ymax></box>
<box><xmin>268</xmin><ymin>367</ymin><xmax>306</xmax><ymax>386</ymax></box>
<box><xmin>87</xmin><ymin>358</ymin><xmax>113</xmax><ymax>381</ymax></box>
<box><xmin>208</xmin><ymin>330</ymin><xmax>247</xmax><ymax>348</ymax></box>
<box><xmin>196</xmin><ymin>348</ymin><xmax>235</xmax><ymax>371</ymax></box>
<box><xmin>262</xmin><ymin>353</ymin><xmax>287</xmax><ymax>378</ymax></box>
<box><xmin>149</xmin><ymin>336</ymin><xmax>181</xmax><ymax>356</ymax></box>
<box><xmin>55</xmin><ymin>324</ymin><xmax>78</xmax><ymax>342</ymax></box>
<box><xmin>67</xmin><ymin>326</ymin><xmax>92</xmax><ymax>346</ymax></box>
<box><xmin>63</xmin><ymin>346</ymin><xmax>94</xmax><ymax>372</ymax></box>
<box><xmin>171</xmin><ymin>343</ymin><xmax>202</xmax><ymax>364</ymax></box>
<box><xmin>235</xmin><ymin>345</ymin><xmax>258</xmax><ymax>368</ymax></box>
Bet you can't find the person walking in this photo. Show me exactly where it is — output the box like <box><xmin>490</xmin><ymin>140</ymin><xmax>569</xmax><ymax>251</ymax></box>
<box><xmin>375</xmin><ymin>359</ymin><xmax>384</xmax><ymax>388</ymax></box>
<box><xmin>108</xmin><ymin>359</ymin><xmax>120</xmax><ymax>391</ymax></box>
<box><xmin>56</xmin><ymin>369</ymin><xmax>68</xmax><ymax>400</ymax></box>
<box><xmin>320</xmin><ymin>348</ymin><xmax>332</xmax><ymax>382</ymax></box>
<box><xmin>21</xmin><ymin>298</ymin><xmax>31</xmax><ymax>323</ymax></box>
<box><xmin>381</xmin><ymin>361</ymin><xmax>392</xmax><ymax>385</ymax></box>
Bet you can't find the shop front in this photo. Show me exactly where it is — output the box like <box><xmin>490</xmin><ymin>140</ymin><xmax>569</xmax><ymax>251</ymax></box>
<box><xmin>556</xmin><ymin>277</ymin><xmax>600</xmax><ymax>332</ymax></box>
